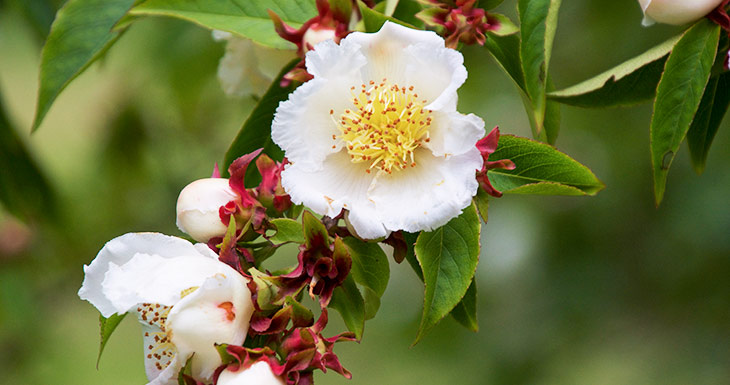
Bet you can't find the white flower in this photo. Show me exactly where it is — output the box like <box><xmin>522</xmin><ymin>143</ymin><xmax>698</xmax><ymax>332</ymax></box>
<box><xmin>214</xmin><ymin>32</ymin><xmax>296</xmax><ymax>97</ymax></box>
<box><xmin>217</xmin><ymin>361</ymin><xmax>285</xmax><ymax>385</ymax></box>
<box><xmin>638</xmin><ymin>0</ymin><xmax>724</xmax><ymax>26</ymax></box>
<box><xmin>78</xmin><ymin>233</ymin><xmax>254</xmax><ymax>385</ymax></box>
<box><xmin>271</xmin><ymin>21</ymin><xmax>484</xmax><ymax>239</ymax></box>
<box><xmin>176</xmin><ymin>178</ymin><xmax>236</xmax><ymax>242</ymax></box>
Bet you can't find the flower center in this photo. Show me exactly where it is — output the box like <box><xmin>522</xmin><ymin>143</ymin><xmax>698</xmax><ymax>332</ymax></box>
<box><xmin>332</xmin><ymin>80</ymin><xmax>432</xmax><ymax>174</ymax></box>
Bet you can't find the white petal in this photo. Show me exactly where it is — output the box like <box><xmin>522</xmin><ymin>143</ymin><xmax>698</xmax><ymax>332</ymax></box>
<box><xmin>426</xmin><ymin>112</ymin><xmax>485</xmax><ymax>157</ymax></box>
<box><xmin>176</xmin><ymin>178</ymin><xmax>237</xmax><ymax>242</ymax></box>
<box><xmin>305</xmin><ymin>38</ymin><xmax>366</xmax><ymax>80</ymax></box>
<box><xmin>166</xmin><ymin>272</ymin><xmax>253</xmax><ymax>381</ymax></box>
<box><xmin>281</xmin><ymin>150</ymin><xmax>381</xmax><ymax>223</ymax></box>
<box><xmin>217</xmin><ymin>37</ymin><xmax>271</xmax><ymax>97</ymax></box>
<box><xmin>344</xmin><ymin>21</ymin><xmax>445</xmax><ymax>86</ymax></box>
<box><xmin>642</xmin><ymin>0</ymin><xmax>724</xmax><ymax>25</ymax></box>
<box><xmin>272</xmin><ymin>77</ymin><xmax>356</xmax><ymax>169</ymax></box>
<box><xmin>101</xmin><ymin>254</ymin><xmax>234</xmax><ymax>317</ymax></box>
<box><xmin>78</xmin><ymin>233</ymin><xmax>216</xmax><ymax>317</ymax></box>
<box><xmin>137</xmin><ymin>307</ymin><xmax>177</xmax><ymax>383</ymax></box>
<box><xmin>146</xmin><ymin>354</ymin><xmax>183</xmax><ymax>385</ymax></box>
<box><xmin>369</xmin><ymin>148</ymin><xmax>482</xmax><ymax>233</ymax></box>
<box><xmin>218</xmin><ymin>362</ymin><xmax>285</xmax><ymax>385</ymax></box>
<box><xmin>404</xmin><ymin>42</ymin><xmax>467</xmax><ymax>112</ymax></box>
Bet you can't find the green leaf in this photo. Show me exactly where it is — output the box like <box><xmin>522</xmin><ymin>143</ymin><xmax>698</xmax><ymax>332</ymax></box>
<box><xmin>482</xmin><ymin>0</ymin><xmax>505</xmax><ymax>10</ymax></box>
<box><xmin>358</xmin><ymin>0</ymin><xmax>413</xmax><ymax>32</ymax></box>
<box><xmin>413</xmin><ymin>203</ymin><xmax>480</xmax><ymax>343</ymax></box>
<box><xmin>686</xmin><ymin>72</ymin><xmax>730</xmax><ymax>175</ymax></box>
<box><xmin>342</xmin><ymin>237</ymin><xmax>390</xmax><ymax>319</ymax></box>
<box><xmin>488</xmin><ymin>13</ymin><xmax>518</xmax><ymax>37</ymax></box>
<box><xmin>549</xmin><ymin>35</ymin><xmax>681</xmax><ymax>108</ymax></box>
<box><xmin>97</xmin><ymin>312</ymin><xmax>126</xmax><ymax>368</ymax></box>
<box><xmin>222</xmin><ymin>59</ymin><xmax>299</xmax><ymax>181</ymax></box>
<box><xmin>473</xmin><ymin>188</ymin><xmax>489</xmax><ymax>223</ymax></box>
<box><xmin>391</xmin><ymin>0</ymin><xmax>424</xmax><ymax>29</ymax></box>
<box><xmin>487</xmin><ymin>134</ymin><xmax>604</xmax><ymax>195</ymax></box>
<box><xmin>33</xmin><ymin>0</ymin><xmax>136</xmax><ymax>131</ymax></box>
<box><xmin>650</xmin><ymin>20</ymin><xmax>720</xmax><ymax>205</ymax></box>
<box><xmin>485</xmin><ymin>32</ymin><xmax>525</xmax><ymax>91</ymax></box>
<box><xmin>402</xmin><ymin>231</ymin><xmax>423</xmax><ymax>280</ymax></box>
<box><xmin>0</xmin><ymin>95</ymin><xmax>57</xmax><ymax>222</ymax></box>
<box><xmin>329</xmin><ymin>275</ymin><xmax>365</xmax><ymax>340</ymax></box>
<box><xmin>268</xmin><ymin>218</ymin><xmax>305</xmax><ymax>245</ymax></box>
<box><xmin>449</xmin><ymin>279</ymin><xmax>477</xmax><ymax>332</ymax></box>
<box><xmin>130</xmin><ymin>0</ymin><xmax>316</xmax><ymax>49</ymax></box>
<box><xmin>518</xmin><ymin>0</ymin><xmax>561</xmax><ymax>141</ymax></box>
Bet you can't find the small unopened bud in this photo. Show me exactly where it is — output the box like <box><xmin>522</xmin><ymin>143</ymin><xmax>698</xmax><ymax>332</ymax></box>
<box><xmin>217</xmin><ymin>361</ymin><xmax>285</xmax><ymax>385</ymax></box>
<box><xmin>302</xmin><ymin>24</ymin><xmax>338</xmax><ymax>51</ymax></box>
<box><xmin>176</xmin><ymin>178</ymin><xmax>237</xmax><ymax>242</ymax></box>
<box><xmin>638</xmin><ymin>0</ymin><xmax>725</xmax><ymax>26</ymax></box>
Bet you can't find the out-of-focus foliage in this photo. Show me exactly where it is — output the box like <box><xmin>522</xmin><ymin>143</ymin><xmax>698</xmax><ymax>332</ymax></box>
<box><xmin>0</xmin><ymin>1</ymin><xmax>729</xmax><ymax>384</ymax></box>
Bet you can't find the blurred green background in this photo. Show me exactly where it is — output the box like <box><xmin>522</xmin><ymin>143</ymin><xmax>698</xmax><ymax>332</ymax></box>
<box><xmin>1</xmin><ymin>0</ymin><xmax>729</xmax><ymax>384</ymax></box>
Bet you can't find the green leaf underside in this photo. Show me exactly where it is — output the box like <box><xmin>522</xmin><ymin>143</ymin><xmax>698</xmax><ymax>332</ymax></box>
<box><xmin>33</xmin><ymin>0</ymin><xmax>137</xmax><ymax>131</ymax></box>
<box><xmin>650</xmin><ymin>20</ymin><xmax>720</xmax><ymax>205</ymax></box>
<box><xmin>488</xmin><ymin>134</ymin><xmax>604</xmax><ymax>195</ymax></box>
<box><xmin>0</xmin><ymin>96</ymin><xmax>57</xmax><ymax>221</ymax></box>
<box><xmin>686</xmin><ymin>72</ymin><xmax>730</xmax><ymax>174</ymax></box>
<box><xmin>413</xmin><ymin>204</ymin><xmax>480</xmax><ymax>343</ymax></box>
<box><xmin>518</xmin><ymin>0</ymin><xmax>561</xmax><ymax>140</ymax></box>
<box><xmin>449</xmin><ymin>279</ymin><xmax>478</xmax><ymax>332</ymax></box>
<box><xmin>549</xmin><ymin>34</ymin><xmax>681</xmax><ymax>108</ymax></box>
<box><xmin>358</xmin><ymin>0</ymin><xmax>414</xmax><ymax>32</ymax></box>
<box><xmin>97</xmin><ymin>312</ymin><xmax>127</xmax><ymax>367</ymax></box>
<box><xmin>130</xmin><ymin>0</ymin><xmax>316</xmax><ymax>49</ymax></box>
<box><xmin>473</xmin><ymin>188</ymin><xmax>490</xmax><ymax>223</ymax></box>
<box><xmin>329</xmin><ymin>275</ymin><xmax>365</xmax><ymax>340</ymax></box>
<box><xmin>268</xmin><ymin>218</ymin><xmax>305</xmax><ymax>245</ymax></box>
<box><xmin>342</xmin><ymin>238</ymin><xmax>390</xmax><ymax>298</ymax></box>
<box><xmin>222</xmin><ymin>59</ymin><xmax>299</xmax><ymax>180</ymax></box>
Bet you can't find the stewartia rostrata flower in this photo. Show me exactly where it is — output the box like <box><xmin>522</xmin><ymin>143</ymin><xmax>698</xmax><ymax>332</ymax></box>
<box><xmin>272</xmin><ymin>21</ymin><xmax>485</xmax><ymax>239</ymax></box>
<box><xmin>217</xmin><ymin>361</ymin><xmax>286</xmax><ymax>385</ymax></box>
<box><xmin>78</xmin><ymin>233</ymin><xmax>254</xmax><ymax>385</ymax></box>
<box><xmin>176</xmin><ymin>177</ymin><xmax>238</xmax><ymax>243</ymax></box>
<box><xmin>639</xmin><ymin>0</ymin><xmax>725</xmax><ymax>25</ymax></box>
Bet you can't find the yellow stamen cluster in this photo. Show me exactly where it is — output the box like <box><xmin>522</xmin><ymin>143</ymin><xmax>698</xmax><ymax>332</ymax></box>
<box><xmin>332</xmin><ymin>79</ymin><xmax>432</xmax><ymax>174</ymax></box>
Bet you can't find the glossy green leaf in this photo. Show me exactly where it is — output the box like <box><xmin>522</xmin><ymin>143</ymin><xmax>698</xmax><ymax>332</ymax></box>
<box><xmin>487</xmin><ymin>134</ymin><xmax>604</xmax><ymax>195</ymax></box>
<box><xmin>130</xmin><ymin>0</ymin><xmax>316</xmax><ymax>49</ymax></box>
<box><xmin>33</xmin><ymin>0</ymin><xmax>136</xmax><ymax>131</ymax></box>
<box><xmin>650</xmin><ymin>20</ymin><xmax>720</xmax><ymax>205</ymax></box>
<box><xmin>97</xmin><ymin>312</ymin><xmax>126</xmax><ymax>367</ymax></box>
<box><xmin>482</xmin><ymin>0</ymin><xmax>505</xmax><ymax>10</ymax></box>
<box><xmin>402</xmin><ymin>231</ymin><xmax>423</xmax><ymax>280</ymax></box>
<box><xmin>329</xmin><ymin>275</ymin><xmax>365</xmax><ymax>340</ymax></box>
<box><xmin>549</xmin><ymin>35</ymin><xmax>681</xmax><ymax>108</ymax></box>
<box><xmin>449</xmin><ymin>279</ymin><xmax>477</xmax><ymax>332</ymax></box>
<box><xmin>473</xmin><ymin>188</ymin><xmax>489</xmax><ymax>223</ymax></box>
<box><xmin>686</xmin><ymin>72</ymin><xmax>730</xmax><ymax>175</ymax></box>
<box><xmin>0</xmin><ymin>96</ymin><xmax>57</xmax><ymax>222</ymax></box>
<box><xmin>518</xmin><ymin>0</ymin><xmax>561</xmax><ymax>140</ymax></box>
<box><xmin>485</xmin><ymin>32</ymin><xmax>525</xmax><ymax>91</ymax></box>
<box><xmin>223</xmin><ymin>59</ymin><xmax>298</xmax><ymax>181</ymax></box>
<box><xmin>268</xmin><ymin>218</ymin><xmax>305</xmax><ymax>245</ymax></box>
<box><xmin>343</xmin><ymin>237</ymin><xmax>390</xmax><ymax>297</ymax></box>
<box><xmin>413</xmin><ymin>204</ymin><xmax>480</xmax><ymax>343</ymax></box>
<box><xmin>391</xmin><ymin>0</ymin><xmax>424</xmax><ymax>29</ymax></box>
<box><xmin>358</xmin><ymin>0</ymin><xmax>413</xmax><ymax>32</ymax></box>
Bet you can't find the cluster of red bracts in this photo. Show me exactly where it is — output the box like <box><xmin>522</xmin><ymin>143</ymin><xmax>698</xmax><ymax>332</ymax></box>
<box><xmin>417</xmin><ymin>0</ymin><xmax>501</xmax><ymax>48</ymax></box>
<box><xmin>476</xmin><ymin>126</ymin><xmax>515</xmax><ymax>198</ymax></box>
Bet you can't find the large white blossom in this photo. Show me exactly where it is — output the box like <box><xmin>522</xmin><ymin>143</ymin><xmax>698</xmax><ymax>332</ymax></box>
<box><xmin>272</xmin><ymin>22</ymin><xmax>484</xmax><ymax>239</ymax></box>
<box><xmin>638</xmin><ymin>0</ymin><xmax>724</xmax><ymax>26</ymax></box>
<box><xmin>78</xmin><ymin>233</ymin><xmax>254</xmax><ymax>385</ymax></box>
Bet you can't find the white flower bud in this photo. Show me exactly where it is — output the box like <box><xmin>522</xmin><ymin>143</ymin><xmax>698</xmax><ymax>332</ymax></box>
<box><xmin>302</xmin><ymin>25</ymin><xmax>338</xmax><ymax>52</ymax></box>
<box><xmin>176</xmin><ymin>178</ymin><xmax>237</xmax><ymax>242</ymax></box>
<box><xmin>217</xmin><ymin>361</ymin><xmax>285</xmax><ymax>385</ymax></box>
<box><xmin>639</xmin><ymin>0</ymin><xmax>725</xmax><ymax>26</ymax></box>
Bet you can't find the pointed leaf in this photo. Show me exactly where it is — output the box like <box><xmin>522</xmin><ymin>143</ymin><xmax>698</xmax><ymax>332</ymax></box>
<box><xmin>518</xmin><ymin>0</ymin><xmax>561</xmax><ymax>140</ymax></box>
<box><xmin>413</xmin><ymin>204</ymin><xmax>480</xmax><ymax>343</ymax></box>
<box><xmin>449</xmin><ymin>279</ymin><xmax>477</xmax><ymax>332</ymax></box>
<box><xmin>686</xmin><ymin>72</ymin><xmax>730</xmax><ymax>174</ymax></box>
<box><xmin>269</xmin><ymin>218</ymin><xmax>306</xmax><ymax>245</ymax></box>
<box><xmin>130</xmin><ymin>0</ymin><xmax>317</xmax><ymax>49</ymax></box>
<box><xmin>33</xmin><ymin>0</ymin><xmax>136</xmax><ymax>131</ymax></box>
<box><xmin>223</xmin><ymin>59</ymin><xmax>299</xmax><ymax>181</ymax></box>
<box><xmin>487</xmin><ymin>134</ymin><xmax>604</xmax><ymax>195</ymax></box>
<box><xmin>473</xmin><ymin>188</ymin><xmax>489</xmax><ymax>223</ymax></box>
<box><xmin>342</xmin><ymin>237</ymin><xmax>389</xmax><ymax>298</ymax></box>
<box><xmin>651</xmin><ymin>20</ymin><xmax>720</xmax><ymax>205</ymax></box>
<box><xmin>485</xmin><ymin>32</ymin><xmax>525</xmax><ymax>91</ymax></box>
<box><xmin>549</xmin><ymin>35</ymin><xmax>681</xmax><ymax>108</ymax></box>
<box><xmin>329</xmin><ymin>275</ymin><xmax>365</xmax><ymax>340</ymax></box>
<box><xmin>0</xmin><ymin>95</ymin><xmax>57</xmax><ymax>222</ymax></box>
<box><xmin>97</xmin><ymin>312</ymin><xmax>127</xmax><ymax>367</ymax></box>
